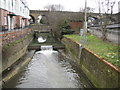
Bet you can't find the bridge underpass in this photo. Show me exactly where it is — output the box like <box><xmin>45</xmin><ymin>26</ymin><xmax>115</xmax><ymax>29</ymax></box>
<box><xmin>28</xmin><ymin>30</ymin><xmax>65</xmax><ymax>50</ymax></box>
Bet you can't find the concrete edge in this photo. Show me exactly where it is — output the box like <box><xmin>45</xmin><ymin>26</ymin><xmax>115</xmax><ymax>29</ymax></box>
<box><xmin>1</xmin><ymin>50</ymin><xmax>35</xmax><ymax>85</ymax></box>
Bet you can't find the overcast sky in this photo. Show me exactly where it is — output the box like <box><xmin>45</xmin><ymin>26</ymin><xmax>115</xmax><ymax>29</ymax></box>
<box><xmin>27</xmin><ymin>0</ymin><xmax>119</xmax><ymax>13</ymax></box>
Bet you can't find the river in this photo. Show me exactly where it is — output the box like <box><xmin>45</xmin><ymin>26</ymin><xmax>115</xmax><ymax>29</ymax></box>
<box><xmin>3</xmin><ymin>46</ymin><xmax>93</xmax><ymax>88</ymax></box>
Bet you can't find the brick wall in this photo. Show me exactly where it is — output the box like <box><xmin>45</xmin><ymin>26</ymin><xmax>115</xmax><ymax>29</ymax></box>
<box><xmin>1</xmin><ymin>28</ymin><xmax>32</xmax><ymax>46</ymax></box>
<box><xmin>70</xmin><ymin>21</ymin><xmax>83</xmax><ymax>34</ymax></box>
<box><xmin>0</xmin><ymin>9</ymin><xmax>9</xmax><ymax>29</ymax></box>
<box><xmin>0</xmin><ymin>8</ymin><xmax>29</xmax><ymax>30</ymax></box>
<box><xmin>16</xmin><ymin>16</ymin><xmax>21</xmax><ymax>28</ymax></box>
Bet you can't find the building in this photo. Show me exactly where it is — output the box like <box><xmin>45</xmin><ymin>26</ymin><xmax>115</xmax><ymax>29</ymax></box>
<box><xmin>0</xmin><ymin>0</ymin><xmax>29</xmax><ymax>31</ymax></box>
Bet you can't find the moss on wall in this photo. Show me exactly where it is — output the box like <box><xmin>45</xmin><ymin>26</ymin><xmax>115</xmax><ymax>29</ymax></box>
<box><xmin>62</xmin><ymin>37</ymin><xmax>80</xmax><ymax>63</ymax></box>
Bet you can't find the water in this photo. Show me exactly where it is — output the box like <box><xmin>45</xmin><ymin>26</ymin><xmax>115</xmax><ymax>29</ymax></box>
<box><xmin>41</xmin><ymin>45</ymin><xmax>53</xmax><ymax>51</ymax></box>
<box><xmin>3</xmin><ymin>46</ymin><xmax>92</xmax><ymax>88</ymax></box>
<box><xmin>38</xmin><ymin>36</ymin><xmax>46</xmax><ymax>43</ymax></box>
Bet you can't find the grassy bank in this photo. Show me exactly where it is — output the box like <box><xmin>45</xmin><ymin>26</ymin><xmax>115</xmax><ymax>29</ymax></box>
<box><xmin>64</xmin><ymin>34</ymin><xmax>120</xmax><ymax>69</ymax></box>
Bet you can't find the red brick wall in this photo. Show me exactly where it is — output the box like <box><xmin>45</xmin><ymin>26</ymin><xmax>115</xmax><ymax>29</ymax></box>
<box><xmin>1</xmin><ymin>28</ymin><xmax>32</xmax><ymax>46</ymax></box>
<box><xmin>0</xmin><ymin>9</ymin><xmax>9</xmax><ymax>29</ymax></box>
<box><xmin>0</xmin><ymin>9</ymin><xmax>18</xmax><ymax>29</ymax></box>
<box><xmin>16</xmin><ymin>16</ymin><xmax>22</xmax><ymax>27</ymax></box>
<box><xmin>70</xmin><ymin>21</ymin><xmax>83</xmax><ymax>33</ymax></box>
<box><xmin>25</xmin><ymin>19</ymin><xmax>29</xmax><ymax>26</ymax></box>
<box><xmin>0</xmin><ymin>9</ymin><xmax>29</xmax><ymax>29</ymax></box>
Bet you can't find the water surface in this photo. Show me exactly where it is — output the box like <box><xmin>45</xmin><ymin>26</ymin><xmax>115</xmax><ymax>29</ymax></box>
<box><xmin>3</xmin><ymin>49</ymin><xmax>92</xmax><ymax>88</ymax></box>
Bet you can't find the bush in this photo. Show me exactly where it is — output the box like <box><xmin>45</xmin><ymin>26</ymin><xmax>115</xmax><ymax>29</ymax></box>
<box><xmin>61</xmin><ymin>29</ymin><xmax>75</xmax><ymax>35</ymax></box>
<box><xmin>60</xmin><ymin>21</ymin><xmax>75</xmax><ymax>35</ymax></box>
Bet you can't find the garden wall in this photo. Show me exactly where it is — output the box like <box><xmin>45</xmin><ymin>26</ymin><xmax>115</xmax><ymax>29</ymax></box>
<box><xmin>62</xmin><ymin>37</ymin><xmax>120</xmax><ymax>88</ymax></box>
<box><xmin>70</xmin><ymin>21</ymin><xmax>83</xmax><ymax>34</ymax></box>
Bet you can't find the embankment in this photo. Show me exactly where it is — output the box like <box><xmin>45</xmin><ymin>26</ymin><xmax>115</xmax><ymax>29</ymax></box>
<box><xmin>62</xmin><ymin>37</ymin><xmax>120</xmax><ymax>88</ymax></box>
<box><xmin>2</xmin><ymin>29</ymin><xmax>33</xmax><ymax>74</ymax></box>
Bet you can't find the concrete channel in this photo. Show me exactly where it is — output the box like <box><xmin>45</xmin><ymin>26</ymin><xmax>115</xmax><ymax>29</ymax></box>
<box><xmin>2</xmin><ymin>31</ymin><xmax>94</xmax><ymax>88</ymax></box>
<box><xmin>2</xmin><ymin>31</ymin><xmax>119</xmax><ymax>88</ymax></box>
<box><xmin>2</xmin><ymin>47</ymin><xmax>94</xmax><ymax>88</ymax></box>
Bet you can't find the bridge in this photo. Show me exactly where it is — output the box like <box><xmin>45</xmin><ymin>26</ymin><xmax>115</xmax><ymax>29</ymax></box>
<box><xmin>29</xmin><ymin>10</ymin><xmax>100</xmax><ymax>38</ymax></box>
<box><xmin>28</xmin><ymin>30</ymin><xmax>65</xmax><ymax>50</ymax></box>
<box><xmin>30</xmin><ymin>10</ymin><xmax>100</xmax><ymax>25</ymax></box>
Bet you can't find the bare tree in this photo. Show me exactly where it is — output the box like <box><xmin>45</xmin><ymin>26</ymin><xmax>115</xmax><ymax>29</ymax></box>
<box><xmin>110</xmin><ymin>1</ymin><xmax>115</xmax><ymax>20</ymax></box>
<box><xmin>44</xmin><ymin>4</ymin><xmax>64</xmax><ymax>11</ymax></box>
<box><xmin>79</xmin><ymin>7</ymin><xmax>94</xmax><ymax>13</ymax></box>
<box><xmin>79</xmin><ymin>6</ymin><xmax>95</xmax><ymax>21</ymax></box>
<box><xmin>98</xmin><ymin>0</ymin><xmax>116</xmax><ymax>41</ymax></box>
<box><xmin>79</xmin><ymin>7</ymin><xmax>84</xmax><ymax>12</ymax></box>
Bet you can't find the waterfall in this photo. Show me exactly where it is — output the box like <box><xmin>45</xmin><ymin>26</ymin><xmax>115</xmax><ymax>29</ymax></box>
<box><xmin>41</xmin><ymin>45</ymin><xmax>53</xmax><ymax>51</ymax></box>
<box><xmin>36</xmin><ymin>45</ymin><xmax>57</xmax><ymax>54</ymax></box>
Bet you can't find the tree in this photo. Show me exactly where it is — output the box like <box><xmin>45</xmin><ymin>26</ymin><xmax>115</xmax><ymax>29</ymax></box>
<box><xmin>79</xmin><ymin>7</ymin><xmax>94</xmax><ymax>13</ymax></box>
<box><xmin>79</xmin><ymin>7</ymin><xmax>95</xmax><ymax>22</ymax></box>
<box><xmin>98</xmin><ymin>0</ymin><xmax>116</xmax><ymax>41</ymax></box>
<box><xmin>44</xmin><ymin>4</ymin><xmax>64</xmax><ymax>11</ymax></box>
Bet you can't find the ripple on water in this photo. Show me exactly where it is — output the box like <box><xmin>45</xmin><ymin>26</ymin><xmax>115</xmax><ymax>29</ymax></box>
<box><xmin>3</xmin><ymin>51</ymin><xmax>90</xmax><ymax>88</ymax></box>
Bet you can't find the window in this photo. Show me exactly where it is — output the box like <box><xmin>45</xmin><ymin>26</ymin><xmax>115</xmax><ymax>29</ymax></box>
<box><xmin>4</xmin><ymin>16</ymin><xmax>7</xmax><ymax>25</ymax></box>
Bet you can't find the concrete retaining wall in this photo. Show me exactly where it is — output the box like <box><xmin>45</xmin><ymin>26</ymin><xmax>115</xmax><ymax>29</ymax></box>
<box><xmin>62</xmin><ymin>37</ymin><xmax>120</xmax><ymax>88</ymax></box>
<box><xmin>2</xmin><ymin>32</ymin><xmax>33</xmax><ymax>73</ymax></box>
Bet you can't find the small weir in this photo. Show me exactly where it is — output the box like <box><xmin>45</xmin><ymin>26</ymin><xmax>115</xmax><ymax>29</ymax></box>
<box><xmin>3</xmin><ymin>45</ymin><xmax>93</xmax><ymax>88</ymax></box>
<box><xmin>41</xmin><ymin>45</ymin><xmax>53</xmax><ymax>51</ymax></box>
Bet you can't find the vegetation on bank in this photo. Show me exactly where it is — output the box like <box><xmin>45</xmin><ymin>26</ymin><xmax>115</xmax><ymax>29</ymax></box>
<box><xmin>60</xmin><ymin>21</ymin><xmax>75</xmax><ymax>35</ymax></box>
<box><xmin>3</xmin><ymin>33</ymin><xmax>33</xmax><ymax>49</ymax></box>
<box><xmin>64</xmin><ymin>34</ymin><xmax>120</xmax><ymax>69</ymax></box>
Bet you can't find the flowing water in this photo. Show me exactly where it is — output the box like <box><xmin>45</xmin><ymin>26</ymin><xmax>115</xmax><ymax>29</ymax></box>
<box><xmin>3</xmin><ymin>45</ymin><xmax>93</xmax><ymax>88</ymax></box>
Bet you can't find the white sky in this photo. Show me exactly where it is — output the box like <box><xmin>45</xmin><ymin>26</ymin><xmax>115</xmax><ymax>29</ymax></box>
<box><xmin>27</xmin><ymin>0</ymin><xmax>119</xmax><ymax>13</ymax></box>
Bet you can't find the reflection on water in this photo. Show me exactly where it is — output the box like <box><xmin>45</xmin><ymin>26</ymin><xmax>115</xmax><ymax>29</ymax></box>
<box><xmin>3</xmin><ymin>50</ymin><xmax>92</xmax><ymax>88</ymax></box>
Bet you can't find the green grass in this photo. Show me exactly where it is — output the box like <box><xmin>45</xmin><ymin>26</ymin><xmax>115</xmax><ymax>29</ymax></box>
<box><xmin>64</xmin><ymin>34</ymin><xmax>120</xmax><ymax>69</ymax></box>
